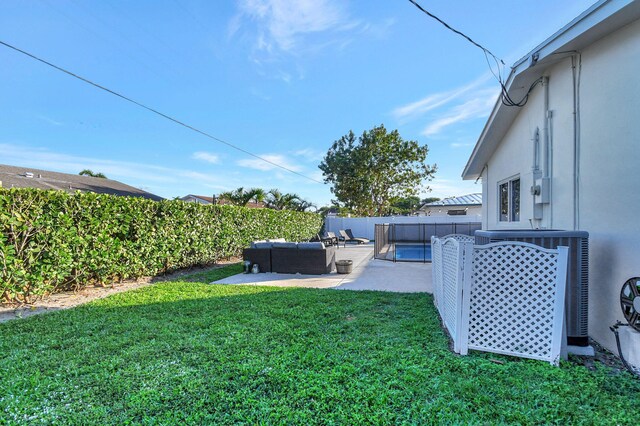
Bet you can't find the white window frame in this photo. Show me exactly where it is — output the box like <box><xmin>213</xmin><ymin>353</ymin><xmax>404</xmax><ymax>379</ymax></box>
<box><xmin>498</xmin><ymin>176</ymin><xmax>520</xmax><ymax>222</ymax></box>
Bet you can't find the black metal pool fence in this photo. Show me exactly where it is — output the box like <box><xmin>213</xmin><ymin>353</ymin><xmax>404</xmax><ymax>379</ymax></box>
<box><xmin>374</xmin><ymin>222</ymin><xmax>482</xmax><ymax>262</ymax></box>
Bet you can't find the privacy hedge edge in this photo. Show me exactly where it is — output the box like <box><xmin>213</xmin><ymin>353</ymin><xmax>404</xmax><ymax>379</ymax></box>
<box><xmin>0</xmin><ymin>188</ymin><xmax>322</xmax><ymax>302</ymax></box>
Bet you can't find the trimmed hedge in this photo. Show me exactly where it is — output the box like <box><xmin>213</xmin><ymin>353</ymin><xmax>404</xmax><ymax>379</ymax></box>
<box><xmin>0</xmin><ymin>188</ymin><xmax>322</xmax><ymax>302</ymax></box>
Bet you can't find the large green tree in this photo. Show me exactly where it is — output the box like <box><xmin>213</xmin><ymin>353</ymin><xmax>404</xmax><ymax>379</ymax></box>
<box><xmin>319</xmin><ymin>124</ymin><xmax>436</xmax><ymax>216</ymax></box>
<box><xmin>389</xmin><ymin>195</ymin><xmax>422</xmax><ymax>216</ymax></box>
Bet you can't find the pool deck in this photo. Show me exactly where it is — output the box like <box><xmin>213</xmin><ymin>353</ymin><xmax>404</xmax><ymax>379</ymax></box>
<box><xmin>213</xmin><ymin>244</ymin><xmax>433</xmax><ymax>293</ymax></box>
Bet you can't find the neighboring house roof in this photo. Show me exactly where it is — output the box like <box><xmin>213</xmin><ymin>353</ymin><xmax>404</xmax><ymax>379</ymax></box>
<box><xmin>0</xmin><ymin>164</ymin><xmax>164</xmax><ymax>201</ymax></box>
<box><xmin>462</xmin><ymin>0</ymin><xmax>640</xmax><ymax>179</ymax></box>
<box><xmin>219</xmin><ymin>199</ymin><xmax>265</xmax><ymax>208</ymax></box>
<box><xmin>421</xmin><ymin>193</ymin><xmax>482</xmax><ymax>209</ymax></box>
<box><xmin>180</xmin><ymin>194</ymin><xmax>265</xmax><ymax>208</ymax></box>
<box><xmin>181</xmin><ymin>194</ymin><xmax>215</xmax><ymax>204</ymax></box>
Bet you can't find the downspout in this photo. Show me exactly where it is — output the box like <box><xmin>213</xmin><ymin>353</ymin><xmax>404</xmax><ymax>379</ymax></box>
<box><xmin>484</xmin><ymin>164</ymin><xmax>488</xmax><ymax>230</ymax></box>
<box><xmin>571</xmin><ymin>54</ymin><xmax>582</xmax><ymax>230</ymax></box>
<box><xmin>532</xmin><ymin>127</ymin><xmax>541</xmax><ymax>228</ymax></box>
<box><xmin>543</xmin><ymin>76</ymin><xmax>552</xmax><ymax>229</ymax></box>
<box><xmin>476</xmin><ymin>164</ymin><xmax>488</xmax><ymax>230</ymax></box>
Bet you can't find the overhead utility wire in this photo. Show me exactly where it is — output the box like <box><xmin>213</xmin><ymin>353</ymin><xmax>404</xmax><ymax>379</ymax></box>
<box><xmin>0</xmin><ymin>40</ymin><xmax>323</xmax><ymax>184</ymax></box>
<box><xmin>406</xmin><ymin>0</ymin><xmax>536</xmax><ymax>108</ymax></box>
<box><xmin>407</xmin><ymin>0</ymin><xmax>505</xmax><ymax>67</ymax></box>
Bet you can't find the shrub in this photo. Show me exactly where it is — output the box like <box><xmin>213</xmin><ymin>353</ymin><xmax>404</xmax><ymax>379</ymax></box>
<box><xmin>0</xmin><ymin>188</ymin><xmax>322</xmax><ymax>302</ymax></box>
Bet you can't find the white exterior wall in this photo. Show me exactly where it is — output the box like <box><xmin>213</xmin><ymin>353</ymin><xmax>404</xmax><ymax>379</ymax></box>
<box><xmin>578</xmin><ymin>18</ymin><xmax>640</xmax><ymax>363</ymax></box>
<box><xmin>482</xmin><ymin>19</ymin><xmax>640</xmax><ymax>361</ymax></box>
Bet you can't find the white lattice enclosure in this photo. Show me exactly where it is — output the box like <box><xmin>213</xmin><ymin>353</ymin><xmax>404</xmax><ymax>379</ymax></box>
<box><xmin>442</xmin><ymin>234</ymin><xmax>475</xmax><ymax>244</ymax></box>
<box><xmin>431</xmin><ymin>236</ymin><xmax>443</xmax><ymax>312</ymax></box>
<box><xmin>432</xmin><ymin>234</ymin><xmax>474</xmax><ymax>313</ymax></box>
<box><xmin>440</xmin><ymin>239</ymin><xmax>469</xmax><ymax>353</ymax></box>
<box><xmin>460</xmin><ymin>242</ymin><xmax>568</xmax><ymax>365</ymax></box>
<box><xmin>430</xmin><ymin>236</ymin><xmax>473</xmax><ymax>353</ymax></box>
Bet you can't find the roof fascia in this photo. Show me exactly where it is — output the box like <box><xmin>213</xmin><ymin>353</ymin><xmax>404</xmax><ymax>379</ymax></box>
<box><xmin>462</xmin><ymin>0</ymin><xmax>639</xmax><ymax>179</ymax></box>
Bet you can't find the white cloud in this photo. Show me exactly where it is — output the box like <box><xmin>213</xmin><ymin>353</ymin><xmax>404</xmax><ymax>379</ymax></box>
<box><xmin>36</xmin><ymin>115</ymin><xmax>64</xmax><ymax>126</ymax></box>
<box><xmin>0</xmin><ymin>143</ymin><xmax>330</xmax><ymax>202</ymax></box>
<box><xmin>293</xmin><ymin>148</ymin><xmax>324</xmax><ymax>162</ymax></box>
<box><xmin>422</xmin><ymin>91</ymin><xmax>497</xmax><ymax>136</ymax></box>
<box><xmin>0</xmin><ymin>143</ymin><xmax>228</xmax><ymax>189</ymax></box>
<box><xmin>234</xmin><ymin>0</ymin><xmax>350</xmax><ymax>53</ymax></box>
<box><xmin>237</xmin><ymin>153</ymin><xmax>302</xmax><ymax>172</ymax></box>
<box><xmin>392</xmin><ymin>74</ymin><xmax>491</xmax><ymax>122</ymax></box>
<box><xmin>192</xmin><ymin>151</ymin><xmax>220</xmax><ymax>164</ymax></box>
<box><xmin>450</xmin><ymin>142</ymin><xmax>474</xmax><ymax>148</ymax></box>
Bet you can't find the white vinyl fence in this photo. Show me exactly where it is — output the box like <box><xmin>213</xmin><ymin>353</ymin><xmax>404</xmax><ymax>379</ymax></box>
<box><xmin>431</xmin><ymin>236</ymin><xmax>569</xmax><ymax>366</ymax></box>
<box><xmin>325</xmin><ymin>215</ymin><xmax>481</xmax><ymax>241</ymax></box>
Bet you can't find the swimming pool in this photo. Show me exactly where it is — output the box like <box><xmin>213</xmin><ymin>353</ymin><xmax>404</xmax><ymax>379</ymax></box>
<box><xmin>395</xmin><ymin>244</ymin><xmax>432</xmax><ymax>262</ymax></box>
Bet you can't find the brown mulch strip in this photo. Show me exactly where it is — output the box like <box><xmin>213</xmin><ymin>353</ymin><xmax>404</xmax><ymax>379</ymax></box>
<box><xmin>0</xmin><ymin>258</ymin><xmax>240</xmax><ymax>323</ymax></box>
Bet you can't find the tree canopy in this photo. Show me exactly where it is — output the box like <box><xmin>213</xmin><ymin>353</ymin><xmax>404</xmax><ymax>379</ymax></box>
<box><xmin>265</xmin><ymin>189</ymin><xmax>314</xmax><ymax>212</ymax></box>
<box><xmin>79</xmin><ymin>169</ymin><xmax>107</xmax><ymax>179</ymax></box>
<box><xmin>218</xmin><ymin>187</ymin><xmax>265</xmax><ymax>207</ymax></box>
<box><xmin>218</xmin><ymin>187</ymin><xmax>315</xmax><ymax>212</ymax></box>
<box><xmin>389</xmin><ymin>195</ymin><xmax>422</xmax><ymax>216</ymax></box>
<box><xmin>319</xmin><ymin>124</ymin><xmax>436</xmax><ymax>216</ymax></box>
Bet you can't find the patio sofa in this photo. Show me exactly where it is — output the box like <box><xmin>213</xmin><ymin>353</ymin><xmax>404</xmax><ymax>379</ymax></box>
<box><xmin>243</xmin><ymin>240</ymin><xmax>336</xmax><ymax>275</ymax></box>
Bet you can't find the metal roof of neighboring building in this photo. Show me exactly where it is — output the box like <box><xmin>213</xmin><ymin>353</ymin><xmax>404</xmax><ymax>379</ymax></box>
<box><xmin>0</xmin><ymin>164</ymin><xmax>164</xmax><ymax>201</ymax></box>
<box><xmin>422</xmin><ymin>193</ymin><xmax>482</xmax><ymax>208</ymax></box>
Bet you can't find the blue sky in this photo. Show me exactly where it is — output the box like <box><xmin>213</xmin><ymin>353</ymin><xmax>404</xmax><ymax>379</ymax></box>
<box><xmin>0</xmin><ymin>0</ymin><xmax>595</xmax><ymax>206</ymax></box>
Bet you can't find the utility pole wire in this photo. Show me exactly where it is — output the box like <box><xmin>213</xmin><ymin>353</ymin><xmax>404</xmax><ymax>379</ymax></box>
<box><xmin>407</xmin><ymin>0</ymin><xmax>505</xmax><ymax>66</ymax></box>
<box><xmin>0</xmin><ymin>40</ymin><xmax>324</xmax><ymax>184</ymax></box>
<box><xmin>407</xmin><ymin>1</ymin><xmax>540</xmax><ymax>108</ymax></box>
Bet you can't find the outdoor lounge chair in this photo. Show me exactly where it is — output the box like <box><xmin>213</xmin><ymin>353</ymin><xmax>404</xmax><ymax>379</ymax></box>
<box><xmin>315</xmin><ymin>233</ymin><xmax>338</xmax><ymax>248</ymax></box>
<box><xmin>339</xmin><ymin>229</ymin><xmax>369</xmax><ymax>246</ymax></box>
<box><xmin>345</xmin><ymin>229</ymin><xmax>369</xmax><ymax>243</ymax></box>
<box><xmin>321</xmin><ymin>231</ymin><xmax>339</xmax><ymax>248</ymax></box>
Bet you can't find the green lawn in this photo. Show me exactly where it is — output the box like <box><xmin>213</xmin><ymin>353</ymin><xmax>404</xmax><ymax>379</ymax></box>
<box><xmin>1</xmin><ymin>264</ymin><xmax>638</xmax><ymax>425</ymax></box>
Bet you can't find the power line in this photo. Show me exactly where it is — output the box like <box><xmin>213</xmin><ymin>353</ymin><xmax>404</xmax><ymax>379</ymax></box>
<box><xmin>407</xmin><ymin>0</ymin><xmax>537</xmax><ymax>108</ymax></box>
<box><xmin>407</xmin><ymin>0</ymin><xmax>505</xmax><ymax>67</ymax></box>
<box><xmin>0</xmin><ymin>40</ymin><xmax>324</xmax><ymax>184</ymax></box>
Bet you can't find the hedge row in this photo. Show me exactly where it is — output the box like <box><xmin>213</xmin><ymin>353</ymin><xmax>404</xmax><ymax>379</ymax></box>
<box><xmin>0</xmin><ymin>188</ymin><xmax>322</xmax><ymax>302</ymax></box>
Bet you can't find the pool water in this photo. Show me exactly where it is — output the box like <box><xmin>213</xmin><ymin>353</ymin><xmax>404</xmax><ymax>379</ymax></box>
<box><xmin>395</xmin><ymin>244</ymin><xmax>432</xmax><ymax>262</ymax></box>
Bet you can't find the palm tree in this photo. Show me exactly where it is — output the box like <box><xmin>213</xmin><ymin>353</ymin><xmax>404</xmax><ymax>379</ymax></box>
<box><xmin>265</xmin><ymin>189</ymin><xmax>286</xmax><ymax>210</ymax></box>
<box><xmin>292</xmin><ymin>198</ymin><xmax>315</xmax><ymax>212</ymax></box>
<box><xmin>79</xmin><ymin>169</ymin><xmax>107</xmax><ymax>179</ymax></box>
<box><xmin>218</xmin><ymin>187</ymin><xmax>265</xmax><ymax>207</ymax></box>
<box><xmin>265</xmin><ymin>189</ymin><xmax>314</xmax><ymax>211</ymax></box>
<box><xmin>249</xmin><ymin>188</ymin><xmax>266</xmax><ymax>205</ymax></box>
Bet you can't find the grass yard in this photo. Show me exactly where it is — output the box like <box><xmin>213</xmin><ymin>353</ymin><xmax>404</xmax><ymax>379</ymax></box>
<box><xmin>1</xmin><ymin>264</ymin><xmax>639</xmax><ymax>424</ymax></box>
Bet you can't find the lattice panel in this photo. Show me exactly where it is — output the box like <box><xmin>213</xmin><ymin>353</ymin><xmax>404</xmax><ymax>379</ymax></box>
<box><xmin>441</xmin><ymin>239</ymin><xmax>462</xmax><ymax>346</ymax></box>
<box><xmin>463</xmin><ymin>242</ymin><xmax>566</xmax><ymax>364</ymax></box>
<box><xmin>442</xmin><ymin>234</ymin><xmax>475</xmax><ymax>244</ymax></box>
<box><xmin>431</xmin><ymin>237</ymin><xmax>443</xmax><ymax>313</ymax></box>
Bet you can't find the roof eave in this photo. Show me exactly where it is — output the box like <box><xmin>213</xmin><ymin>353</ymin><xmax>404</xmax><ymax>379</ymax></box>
<box><xmin>462</xmin><ymin>0</ymin><xmax>640</xmax><ymax>180</ymax></box>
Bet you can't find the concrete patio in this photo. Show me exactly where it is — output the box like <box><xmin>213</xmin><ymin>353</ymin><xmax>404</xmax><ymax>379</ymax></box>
<box><xmin>213</xmin><ymin>244</ymin><xmax>432</xmax><ymax>293</ymax></box>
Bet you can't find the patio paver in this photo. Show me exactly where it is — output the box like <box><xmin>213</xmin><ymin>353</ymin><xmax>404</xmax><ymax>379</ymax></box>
<box><xmin>213</xmin><ymin>244</ymin><xmax>432</xmax><ymax>293</ymax></box>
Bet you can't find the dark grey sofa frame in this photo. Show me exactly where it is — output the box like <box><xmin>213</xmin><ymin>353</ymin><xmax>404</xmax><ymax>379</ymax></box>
<box><xmin>242</xmin><ymin>248</ymin><xmax>272</xmax><ymax>273</ymax></box>
<box><xmin>243</xmin><ymin>246</ymin><xmax>336</xmax><ymax>275</ymax></box>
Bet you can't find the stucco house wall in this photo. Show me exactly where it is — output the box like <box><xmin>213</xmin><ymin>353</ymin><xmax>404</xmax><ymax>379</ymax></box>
<box><xmin>473</xmin><ymin>9</ymin><xmax>640</xmax><ymax>362</ymax></box>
